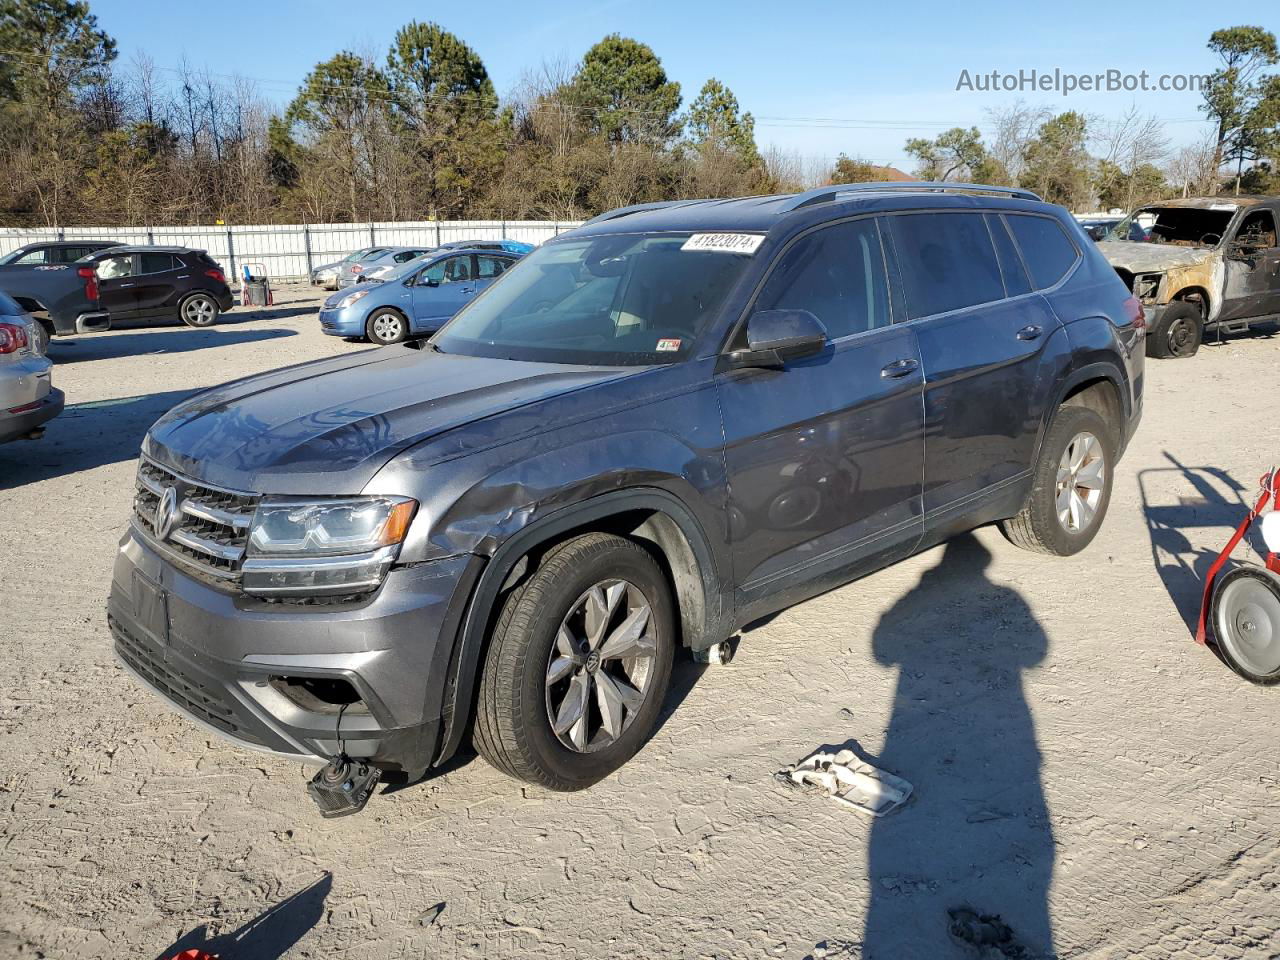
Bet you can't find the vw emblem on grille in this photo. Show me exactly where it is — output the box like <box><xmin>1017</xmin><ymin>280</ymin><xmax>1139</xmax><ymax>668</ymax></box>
<box><xmin>155</xmin><ymin>485</ymin><xmax>180</xmax><ymax>540</ymax></box>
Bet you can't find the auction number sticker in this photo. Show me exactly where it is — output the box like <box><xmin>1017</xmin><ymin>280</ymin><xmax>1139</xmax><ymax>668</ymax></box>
<box><xmin>656</xmin><ymin>338</ymin><xmax>682</xmax><ymax>352</ymax></box>
<box><xmin>681</xmin><ymin>233</ymin><xmax>765</xmax><ymax>255</ymax></box>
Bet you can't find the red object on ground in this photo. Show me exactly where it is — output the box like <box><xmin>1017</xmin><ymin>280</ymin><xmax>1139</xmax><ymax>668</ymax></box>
<box><xmin>1195</xmin><ymin>467</ymin><xmax>1280</xmax><ymax>645</ymax></box>
<box><xmin>162</xmin><ymin>951</ymin><xmax>218</xmax><ymax>960</ymax></box>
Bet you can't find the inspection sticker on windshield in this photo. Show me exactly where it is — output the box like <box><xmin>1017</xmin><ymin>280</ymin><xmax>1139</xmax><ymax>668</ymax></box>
<box><xmin>656</xmin><ymin>338</ymin><xmax>682</xmax><ymax>352</ymax></box>
<box><xmin>1210</xmin><ymin>203</ymin><xmax>1238</xmax><ymax>211</ymax></box>
<box><xmin>681</xmin><ymin>233</ymin><xmax>765</xmax><ymax>255</ymax></box>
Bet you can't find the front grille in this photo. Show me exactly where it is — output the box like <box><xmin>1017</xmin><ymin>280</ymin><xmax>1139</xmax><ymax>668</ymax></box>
<box><xmin>133</xmin><ymin>457</ymin><xmax>258</xmax><ymax>582</ymax></box>
<box><xmin>110</xmin><ymin>616</ymin><xmax>263</xmax><ymax>745</ymax></box>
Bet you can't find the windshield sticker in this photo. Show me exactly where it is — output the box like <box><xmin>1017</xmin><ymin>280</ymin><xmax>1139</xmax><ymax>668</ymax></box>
<box><xmin>656</xmin><ymin>338</ymin><xmax>682</xmax><ymax>352</ymax></box>
<box><xmin>1209</xmin><ymin>203</ymin><xmax>1238</xmax><ymax>211</ymax></box>
<box><xmin>681</xmin><ymin>233</ymin><xmax>765</xmax><ymax>255</ymax></box>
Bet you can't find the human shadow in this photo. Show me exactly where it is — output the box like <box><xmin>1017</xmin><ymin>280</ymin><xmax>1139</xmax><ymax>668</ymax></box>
<box><xmin>47</xmin><ymin>326</ymin><xmax>295</xmax><ymax>363</ymax></box>
<box><xmin>155</xmin><ymin>872</ymin><xmax>331</xmax><ymax>960</ymax></box>
<box><xmin>0</xmin><ymin>388</ymin><xmax>196</xmax><ymax>488</ymax></box>
<box><xmin>1139</xmin><ymin>452</ymin><xmax>1267</xmax><ymax>633</ymax></box>
<box><xmin>863</xmin><ymin>534</ymin><xmax>1054</xmax><ymax>959</ymax></box>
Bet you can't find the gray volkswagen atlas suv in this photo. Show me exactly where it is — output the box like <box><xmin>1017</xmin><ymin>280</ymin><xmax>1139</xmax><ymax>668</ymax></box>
<box><xmin>109</xmin><ymin>183</ymin><xmax>1144</xmax><ymax>794</ymax></box>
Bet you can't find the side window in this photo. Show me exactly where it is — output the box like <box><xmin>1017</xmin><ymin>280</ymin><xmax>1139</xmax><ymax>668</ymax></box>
<box><xmin>1005</xmin><ymin>215</ymin><xmax>1080</xmax><ymax>290</ymax></box>
<box><xmin>443</xmin><ymin>256</ymin><xmax>473</xmax><ymax>283</ymax></box>
<box><xmin>14</xmin><ymin>248</ymin><xmax>48</xmax><ymax>265</ymax></box>
<box><xmin>476</xmin><ymin>255</ymin><xmax>510</xmax><ymax>279</ymax></box>
<box><xmin>891</xmin><ymin>212</ymin><xmax>1004</xmax><ymax>319</ymax></box>
<box><xmin>753</xmin><ymin>219</ymin><xmax>890</xmax><ymax>340</ymax></box>
<box><xmin>1236</xmin><ymin>210</ymin><xmax>1277</xmax><ymax>248</ymax></box>
<box><xmin>138</xmin><ymin>253</ymin><xmax>176</xmax><ymax>274</ymax></box>
<box><xmin>418</xmin><ymin>261</ymin><xmax>446</xmax><ymax>285</ymax></box>
<box><xmin>96</xmin><ymin>255</ymin><xmax>134</xmax><ymax>279</ymax></box>
<box><xmin>986</xmin><ymin>215</ymin><xmax>1032</xmax><ymax>297</ymax></box>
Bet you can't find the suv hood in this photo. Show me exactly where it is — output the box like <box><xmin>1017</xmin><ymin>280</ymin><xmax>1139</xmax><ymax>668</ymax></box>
<box><xmin>144</xmin><ymin>348</ymin><xmax>630</xmax><ymax>494</ymax></box>
<box><xmin>1097</xmin><ymin>240</ymin><xmax>1215</xmax><ymax>273</ymax></box>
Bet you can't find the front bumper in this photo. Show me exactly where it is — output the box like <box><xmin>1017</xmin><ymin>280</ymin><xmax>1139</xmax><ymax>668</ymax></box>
<box><xmin>107</xmin><ymin>526</ymin><xmax>475</xmax><ymax>773</ymax></box>
<box><xmin>318</xmin><ymin>306</ymin><xmax>365</xmax><ymax>337</ymax></box>
<box><xmin>0</xmin><ymin>386</ymin><xmax>64</xmax><ymax>443</ymax></box>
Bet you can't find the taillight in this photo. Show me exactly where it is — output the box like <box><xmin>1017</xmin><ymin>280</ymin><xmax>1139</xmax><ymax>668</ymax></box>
<box><xmin>204</xmin><ymin>268</ymin><xmax>225</xmax><ymax>284</ymax></box>
<box><xmin>1122</xmin><ymin>295</ymin><xmax>1146</xmax><ymax>331</ymax></box>
<box><xmin>0</xmin><ymin>322</ymin><xmax>29</xmax><ymax>354</ymax></box>
<box><xmin>78</xmin><ymin>265</ymin><xmax>99</xmax><ymax>302</ymax></box>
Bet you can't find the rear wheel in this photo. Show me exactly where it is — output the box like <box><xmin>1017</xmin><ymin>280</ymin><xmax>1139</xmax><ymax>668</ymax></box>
<box><xmin>473</xmin><ymin>533</ymin><xmax>675</xmax><ymax>790</ymax></box>
<box><xmin>366</xmin><ymin>308</ymin><xmax>408</xmax><ymax>346</ymax></box>
<box><xmin>33</xmin><ymin>319</ymin><xmax>52</xmax><ymax>353</ymax></box>
<box><xmin>1211</xmin><ymin>566</ymin><xmax>1280</xmax><ymax>685</ymax></box>
<box><xmin>179</xmin><ymin>293</ymin><xmax>219</xmax><ymax>327</ymax></box>
<box><xmin>1146</xmin><ymin>301</ymin><xmax>1202</xmax><ymax>359</ymax></box>
<box><xmin>999</xmin><ymin>405</ymin><xmax>1114</xmax><ymax>556</ymax></box>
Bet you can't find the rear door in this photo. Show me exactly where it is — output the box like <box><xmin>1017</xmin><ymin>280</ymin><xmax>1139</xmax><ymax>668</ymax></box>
<box><xmin>94</xmin><ymin>253</ymin><xmax>140</xmax><ymax>318</ymax></box>
<box><xmin>474</xmin><ymin>254</ymin><xmax>514</xmax><ymax>296</ymax></box>
<box><xmin>891</xmin><ymin>210</ymin><xmax>1065</xmax><ymax>519</ymax></box>
<box><xmin>717</xmin><ymin>217</ymin><xmax>925</xmax><ymax>618</ymax></box>
<box><xmin>133</xmin><ymin>252</ymin><xmax>184</xmax><ymax>316</ymax></box>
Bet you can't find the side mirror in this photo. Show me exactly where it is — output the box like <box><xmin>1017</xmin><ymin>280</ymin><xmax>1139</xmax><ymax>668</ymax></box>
<box><xmin>727</xmin><ymin>309</ymin><xmax>828</xmax><ymax>370</ymax></box>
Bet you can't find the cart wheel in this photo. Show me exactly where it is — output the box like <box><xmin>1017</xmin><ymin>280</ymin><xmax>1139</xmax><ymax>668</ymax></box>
<box><xmin>1210</xmin><ymin>566</ymin><xmax>1280</xmax><ymax>685</ymax></box>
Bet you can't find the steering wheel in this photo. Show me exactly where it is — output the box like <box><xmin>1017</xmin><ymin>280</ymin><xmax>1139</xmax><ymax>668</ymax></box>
<box><xmin>1200</xmin><ymin>232</ymin><xmax>1222</xmax><ymax>246</ymax></box>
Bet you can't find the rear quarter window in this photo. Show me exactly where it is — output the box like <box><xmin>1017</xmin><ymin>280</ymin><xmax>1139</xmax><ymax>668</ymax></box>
<box><xmin>1005</xmin><ymin>215</ymin><xmax>1079</xmax><ymax>289</ymax></box>
<box><xmin>891</xmin><ymin>212</ymin><xmax>1005</xmax><ymax>319</ymax></box>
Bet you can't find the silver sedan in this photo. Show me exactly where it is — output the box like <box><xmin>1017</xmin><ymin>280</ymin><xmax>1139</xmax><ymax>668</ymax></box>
<box><xmin>0</xmin><ymin>294</ymin><xmax>63</xmax><ymax>443</ymax></box>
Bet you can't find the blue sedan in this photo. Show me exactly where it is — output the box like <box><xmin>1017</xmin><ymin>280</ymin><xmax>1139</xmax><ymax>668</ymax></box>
<box><xmin>318</xmin><ymin>248</ymin><xmax>523</xmax><ymax>345</ymax></box>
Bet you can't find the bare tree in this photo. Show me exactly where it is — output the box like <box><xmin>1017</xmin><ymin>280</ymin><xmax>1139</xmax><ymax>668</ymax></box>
<box><xmin>985</xmin><ymin>100</ymin><xmax>1052</xmax><ymax>186</ymax></box>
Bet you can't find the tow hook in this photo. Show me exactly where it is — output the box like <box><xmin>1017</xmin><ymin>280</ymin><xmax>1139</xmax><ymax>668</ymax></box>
<box><xmin>693</xmin><ymin>638</ymin><xmax>736</xmax><ymax>665</ymax></box>
<box><xmin>306</xmin><ymin>755</ymin><xmax>381</xmax><ymax>818</ymax></box>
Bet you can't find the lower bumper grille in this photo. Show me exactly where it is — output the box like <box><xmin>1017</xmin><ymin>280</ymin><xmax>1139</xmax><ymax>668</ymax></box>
<box><xmin>110</xmin><ymin>616</ymin><xmax>263</xmax><ymax>746</ymax></box>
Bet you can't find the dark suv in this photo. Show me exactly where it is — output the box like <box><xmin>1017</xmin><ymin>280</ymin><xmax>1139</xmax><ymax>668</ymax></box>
<box><xmin>108</xmin><ymin>183</ymin><xmax>1144</xmax><ymax>792</ymax></box>
<box><xmin>88</xmin><ymin>246</ymin><xmax>234</xmax><ymax>327</ymax></box>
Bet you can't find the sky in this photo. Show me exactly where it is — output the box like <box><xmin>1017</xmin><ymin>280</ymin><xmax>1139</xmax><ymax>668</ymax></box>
<box><xmin>92</xmin><ymin>0</ymin><xmax>1271</xmax><ymax>171</ymax></box>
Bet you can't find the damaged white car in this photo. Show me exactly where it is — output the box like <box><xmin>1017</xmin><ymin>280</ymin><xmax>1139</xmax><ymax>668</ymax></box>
<box><xmin>1098</xmin><ymin>196</ymin><xmax>1280</xmax><ymax>358</ymax></box>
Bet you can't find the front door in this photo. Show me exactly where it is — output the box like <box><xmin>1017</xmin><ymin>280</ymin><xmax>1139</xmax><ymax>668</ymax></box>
<box><xmin>717</xmin><ymin>217</ymin><xmax>925</xmax><ymax>618</ymax></box>
<box><xmin>94</xmin><ymin>253</ymin><xmax>139</xmax><ymax>318</ymax></box>
<box><xmin>133</xmin><ymin>252</ymin><xmax>183</xmax><ymax>316</ymax></box>
<box><xmin>1221</xmin><ymin>207</ymin><xmax>1280</xmax><ymax>322</ymax></box>
<box><xmin>410</xmin><ymin>254</ymin><xmax>477</xmax><ymax>332</ymax></box>
<box><xmin>894</xmin><ymin>211</ymin><xmax>1066</xmax><ymax>517</ymax></box>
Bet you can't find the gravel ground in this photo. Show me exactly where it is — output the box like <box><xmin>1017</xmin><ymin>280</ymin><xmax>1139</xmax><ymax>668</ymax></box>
<box><xmin>2</xmin><ymin>285</ymin><xmax>1279</xmax><ymax>960</ymax></box>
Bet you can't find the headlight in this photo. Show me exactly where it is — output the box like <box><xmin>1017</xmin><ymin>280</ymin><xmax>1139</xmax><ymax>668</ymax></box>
<box><xmin>337</xmin><ymin>289</ymin><xmax>370</xmax><ymax>309</ymax></box>
<box><xmin>242</xmin><ymin>496</ymin><xmax>417</xmax><ymax>596</ymax></box>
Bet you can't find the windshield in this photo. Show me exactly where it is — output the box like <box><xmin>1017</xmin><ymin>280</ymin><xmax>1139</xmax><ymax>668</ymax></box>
<box><xmin>343</xmin><ymin>248</ymin><xmax>374</xmax><ymax>263</ymax></box>
<box><xmin>433</xmin><ymin>233</ymin><xmax>756</xmax><ymax>365</ymax></box>
<box><xmin>1107</xmin><ymin>205</ymin><xmax>1234</xmax><ymax>247</ymax></box>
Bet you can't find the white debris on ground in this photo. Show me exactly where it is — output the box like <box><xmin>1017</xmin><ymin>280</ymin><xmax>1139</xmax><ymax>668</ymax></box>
<box><xmin>777</xmin><ymin>749</ymin><xmax>912</xmax><ymax>816</ymax></box>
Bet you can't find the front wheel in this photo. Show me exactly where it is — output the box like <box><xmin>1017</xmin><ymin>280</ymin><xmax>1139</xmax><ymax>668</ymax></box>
<box><xmin>179</xmin><ymin>293</ymin><xmax>220</xmax><ymax>327</ymax></box>
<box><xmin>366</xmin><ymin>308</ymin><xmax>408</xmax><ymax>346</ymax></box>
<box><xmin>1211</xmin><ymin>566</ymin><xmax>1280</xmax><ymax>685</ymax></box>
<box><xmin>473</xmin><ymin>533</ymin><xmax>676</xmax><ymax>790</ymax></box>
<box><xmin>999</xmin><ymin>405</ymin><xmax>1114</xmax><ymax>556</ymax></box>
<box><xmin>1146</xmin><ymin>301</ymin><xmax>1202</xmax><ymax>359</ymax></box>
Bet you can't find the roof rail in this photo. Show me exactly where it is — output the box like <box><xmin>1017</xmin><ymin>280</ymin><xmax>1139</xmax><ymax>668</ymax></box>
<box><xmin>581</xmin><ymin>199</ymin><xmax>713</xmax><ymax>227</ymax></box>
<box><xmin>779</xmin><ymin>181</ymin><xmax>1042</xmax><ymax>213</ymax></box>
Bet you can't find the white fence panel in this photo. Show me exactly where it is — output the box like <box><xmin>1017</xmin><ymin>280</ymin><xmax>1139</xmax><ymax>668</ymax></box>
<box><xmin>0</xmin><ymin>219</ymin><xmax>582</xmax><ymax>280</ymax></box>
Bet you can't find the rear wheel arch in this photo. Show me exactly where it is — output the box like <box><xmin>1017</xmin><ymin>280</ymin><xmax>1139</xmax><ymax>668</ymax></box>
<box><xmin>1037</xmin><ymin>365</ymin><xmax>1127</xmax><ymax>457</ymax></box>
<box><xmin>435</xmin><ymin>488</ymin><xmax>722</xmax><ymax>766</ymax></box>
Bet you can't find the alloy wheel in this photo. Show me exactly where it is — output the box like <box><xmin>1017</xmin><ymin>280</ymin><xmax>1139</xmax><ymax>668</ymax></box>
<box><xmin>1055</xmin><ymin>431</ymin><xmax>1105</xmax><ymax>533</ymax></box>
<box><xmin>372</xmin><ymin>313</ymin><xmax>403</xmax><ymax>342</ymax></box>
<box><xmin>184</xmin><ymin>296</ymin><xmax>216</xmax><ymax>325</ymax></box>
<box><xmin>545</xmin><ymin>579</ymin><xmax>656</xmax><ymax>753</ymax></box>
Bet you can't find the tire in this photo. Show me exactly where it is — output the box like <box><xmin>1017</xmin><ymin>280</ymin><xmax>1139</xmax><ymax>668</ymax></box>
<box><xmin>33</xmin><ymin>319</ymin><xmax>52</xmax><ymax>354</ymax></box>
<box><xmin>366</xmin><ymin>308</ymin><xmax>408</xmax><ymax>346</ymax></box>
<box><xmin>999</xmin><ymin>405</ymin><xmax>1115</xmax><ymax>556</ymax></box>
<box><xmin>1146</xmin><ymin>301</ymin><xmax>1202</xmax><ymax>359</ymax></box>
<box><xmin>179</xmin><ymin>293</ymin><xmax>219</xmax><ymax>328</ymax></box>
<box><xmin>473</xmin><ymin>532</ymin><xmax>676</xmax><ymax>790</ymax></box>
<box><xmin>1210</xmin><ymin>566</ymin><xmax>1280</xmax><ymax>685</ymax></box>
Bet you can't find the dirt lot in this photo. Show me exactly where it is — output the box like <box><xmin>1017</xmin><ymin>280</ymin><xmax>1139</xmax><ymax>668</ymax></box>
<box><xmin>2</xmin><ymin>284</ymin><xmax>1279</xmax><ymax>960</ymax></box>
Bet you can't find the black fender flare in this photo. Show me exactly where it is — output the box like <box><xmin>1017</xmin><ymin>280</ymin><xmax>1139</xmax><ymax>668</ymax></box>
<box><xmin>433</xmin><ymin>486</ymin><xmax>723</xmax><ymax>765</ymax></box>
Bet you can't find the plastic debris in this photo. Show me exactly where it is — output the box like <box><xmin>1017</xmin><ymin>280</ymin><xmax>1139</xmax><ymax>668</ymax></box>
<box><xmin>776</xmin><ymin>748</ymin><xmax>912</xmax><ymax>816</ymax></box>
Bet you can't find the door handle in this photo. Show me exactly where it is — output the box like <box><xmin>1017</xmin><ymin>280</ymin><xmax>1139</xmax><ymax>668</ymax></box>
<box><xmin>880</xmin><ymin>358</ymin><xmax>919</xmax><ymax>379</ymax></box>
<box><xmin>120</xmin><ymin>282</ymin><xmax>135</xmax><ymax>288</ymax></box>
<box><xmin>1016</xmin><ymin>324</ymin><xmax>1043</xmax><ymax>340</ymax></box>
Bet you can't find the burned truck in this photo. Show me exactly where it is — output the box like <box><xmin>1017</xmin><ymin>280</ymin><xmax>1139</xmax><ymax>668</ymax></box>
<box><xmin>1098</xmin><ymin>196</ymin><xmax>1280</xmax><ymax>358</ymax></box>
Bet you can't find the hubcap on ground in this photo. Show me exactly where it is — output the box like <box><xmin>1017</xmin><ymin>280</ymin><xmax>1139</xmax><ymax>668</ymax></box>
<box><xmin>1055</xmin><ymin>431</ymin><xmax>1105</xmax><ymax>533</ymax></box>
<box><xmin>186</xmin><ymin>298</ymin><xmax>215</xmax><ymax>324</ymax></box>
<box><xmin>373</xmin><ymin>314</ymin><xmax>402</xmax><ymax>341</ymax></box>
<box><xmin>545</xmin><ymin>578</ymin><xmax>655</xmax><ymax>753</ymax></box>
<box><xmin>1216</xmin><ymin>572</ymin><xmax>1280</xmax><ymax>677</ymax></box>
